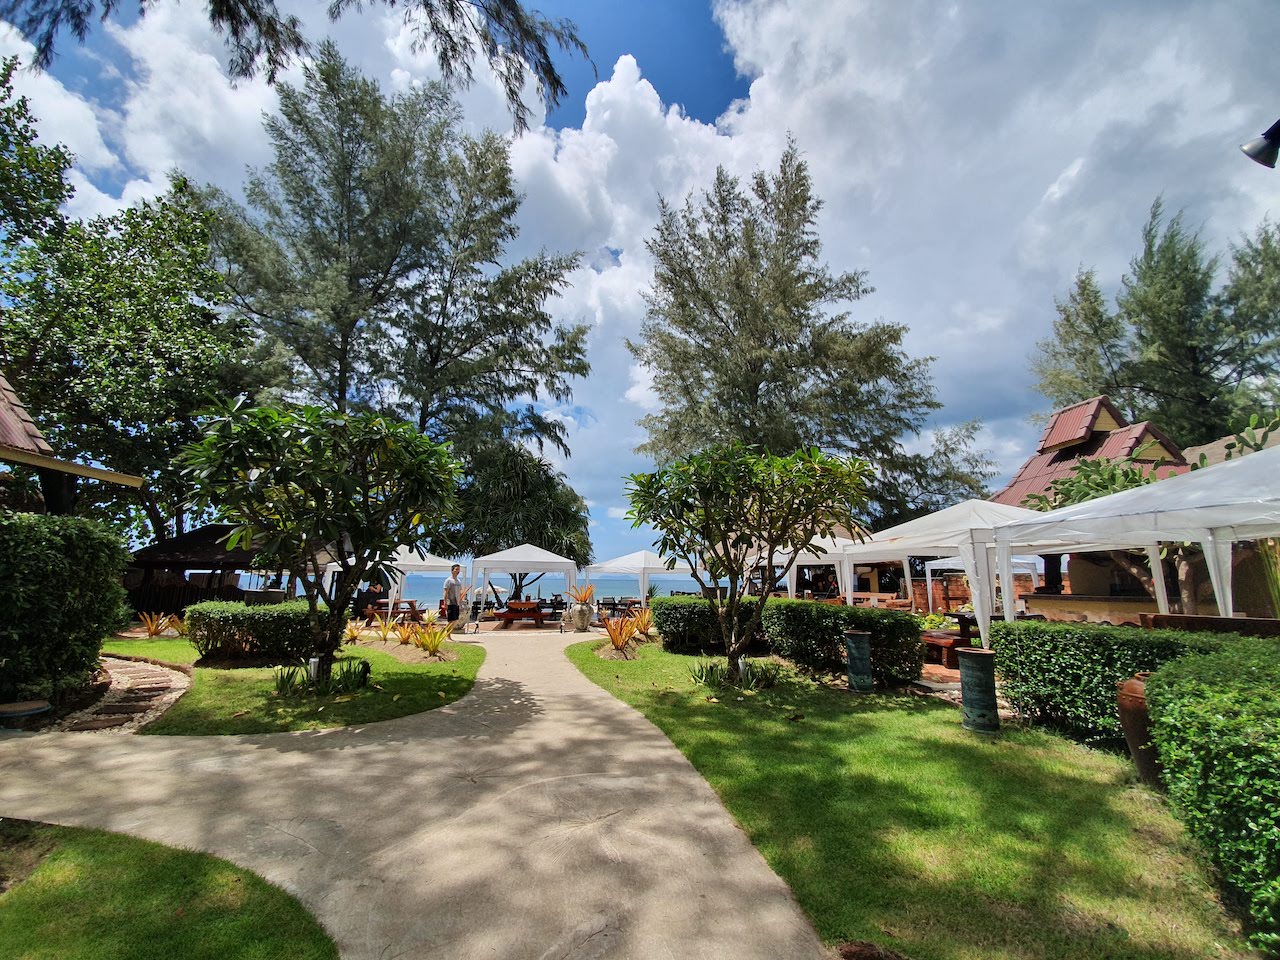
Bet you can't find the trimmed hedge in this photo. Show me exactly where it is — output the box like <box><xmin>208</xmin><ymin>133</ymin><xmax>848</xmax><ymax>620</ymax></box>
<box><xmin>760</xmin><ymin>598</ymin><xmax>924</xmax><ymax>686</ymax></box>
<box><xmin>186</xmin><ymin>600</ymin><xmax>319</xmax><ymax>662</ymax></box>
<box><xmin>0</xmin><ymin>512</ymin><xmax>128</xmax><ymax>702</ymax></box>
<box><xmin>991</xmin><ymin>620</ymin><xmax>1231</xmax><ymax>740</ymax></box>
<box><xmin>649</xmin><ymin>596</ymin><xmax>761</xmax><ymax>654</ymax></box>
<box><xmin>1148</xmin><ymin>639</ymin><xmax>1280</xmax><ymax>955</ymax></box>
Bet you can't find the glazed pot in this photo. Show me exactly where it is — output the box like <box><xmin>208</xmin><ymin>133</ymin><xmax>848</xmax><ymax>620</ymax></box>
<box><xmin>569</xmin><ymin>601</ymin><xmax>594</xmax><ymax>632</ymax></box>
<box><xmin>1117</xmin><ymin>672</ymin><xmax>1162</xmax><ymax>787</ymax></box>
<box><xmin>844</xmin><ymin>630</ymin><xmax>873</xmax><ymax>694</ymax></box>
<box><xmin>956</xmin><ymin>647</ymin><xmax>1000</xmax><ymax>733</ymax></box>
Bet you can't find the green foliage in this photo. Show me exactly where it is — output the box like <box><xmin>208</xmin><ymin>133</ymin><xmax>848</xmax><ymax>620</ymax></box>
<box><xmin>1147</xmin><ymin>639</ymin><xmax>1280</xmax><ymax>954</ymax></box>
<box><xmin>0</xmin><ymin>513</ymin><xmax>128</xmax><ymax>702</ymax></box>
<box><xmin>915</xmin><ymin>612</ymin><xmax>949</xmax><ymax>631</ymax></box>
<box><xmin>688</xmin><ymin>657</ymin><xmax>783</xmax><ymax>691</ymax></box>
<box><xmin>760</xmin><ymin>598</ymin><xmax>924</xmax><ymax>686</ymax></box>
<box><xmin>1032</xmin><ymin>199</ymin><xmax>1280</xmax><ymax>446</ymax></box>
<box><xmin>0</xmin><ymin>56</ymin><xmax>71</xmax><ymax>242</ymax></box>
<box><xmin>629</xmin><ymin>138</ymin><xmax>993</xmax><ymax>526</ymax></box>
<box><xmin>0</xmin><ymin>173</ymin><xmax>270</xmax><ymax>539</ymax></box>
<box><xmin>14</xmin><ymin>0</ymin><xmax>586</xmax><ymax>131</ymax></box>
<box><xmin>205</xmin><ymin>43</ymin><xmax>454</xmax><ymax>414</ymax></box>
<box><xmin>179</xmin><ymin>400</ymin><xmax>460</xmax><ymax>655</ymax></box>
<box><xmin>991</xmin><ymin>620</ymin><xmax>1230</xmax><ymax>740</ymax></box>
<box><xmin>1021</xmin><ymin>452</ymin><xmax>1156</xmax><ymax>511</ymax></box>
<box><xmin>389</xmin><ymin>128</ymin><xmax>588</xmax><ymax>452</ymax></box>
<box><xmin>628</xmin><ymin>443</ymin><xmax>872</xmax><ymax>661</ymax></box>
<box><xmin>273</xmin><ymin>657</ymin><xmax>370</xmax><ymax>697</ymax></box>
<box><xmin>185</xmin><ymin>600</ymin><xmax>318</xmax><ymax>663</ymax></box>
<box><xmin>649</xmin><ymin>596</ymin><xmax>761</xmax><ymax>655</ymax></box>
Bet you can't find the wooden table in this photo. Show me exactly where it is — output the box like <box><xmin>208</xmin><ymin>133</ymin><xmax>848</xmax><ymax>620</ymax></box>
<box><xmin>365</xmin><ymin>599</ymin><xmax>423</xmax><ymax>624</ymax></box>
<box><xmin>493</xmin><ymin>601</ymin><xmax>548</xmax><ymax>626</ymax></box>
<box><xmin>943</xmin><ymin>611</ymin><xmax>979</xmax><ymax>641</ymax></box>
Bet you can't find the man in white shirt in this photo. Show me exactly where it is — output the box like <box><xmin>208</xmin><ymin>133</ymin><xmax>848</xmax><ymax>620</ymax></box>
<box><xmin>443</xmin><ymin>564</ymin><xmax>464</xmax><ymax>624</ymax></box>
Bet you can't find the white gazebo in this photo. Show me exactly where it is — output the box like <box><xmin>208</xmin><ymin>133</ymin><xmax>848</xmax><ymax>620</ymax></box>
<box><xmin>584</xmin><ymin>549</ymin><xmax>680</xmax><ymax>603</ymax></box>
<box><xmin>326</xmin><ymin>547</ymin><xmax>460</xmax><ymax>607</ymax></box>
<box><xmin>839</xmin><ymin>499</ymin><xmax>1056</xmax><ymax>644</ymax></box>
<box><xmin>922</xmin><ymin>555</ymin><xmax>1040</xmax><ymax>612</ymax></box>
<box><xmin>993</xmin><ymin>446</ymin><xmax>1280</xmax><ymax>621</ymax></box>
<box><xmin>751</xmin><ymin>536</ymin><xmax>863</xmax><ymax>598</ymax></box>
<box><xmin>470</xmin><ymin>543</ymin><xmax>579</xmax><ymax>600</ymax></box>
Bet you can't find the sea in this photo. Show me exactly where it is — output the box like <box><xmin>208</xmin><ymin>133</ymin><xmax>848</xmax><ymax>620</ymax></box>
<box><xmin>390</xmin><ymin>572</ymin><xmax>704</xmax><ymax>605</ymax></box>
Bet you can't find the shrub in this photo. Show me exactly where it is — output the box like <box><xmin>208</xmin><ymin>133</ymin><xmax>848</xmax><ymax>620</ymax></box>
<box><xmin>273</xmin><ymin>656</ymin><xmax>371</xmax><ymax>697</ymax></box>
<box><xmin>760</xmin><ymin>598</ymin><xmax>924</xmax><ymax>686</ymax></box>
<box><xmin>186</xmin><ymin>600</ymin><xmax>319</xmax><ymax>663</ymax></box>
<box><xmin>650</xmin><ymin>596</ymin><xmax>762</xmax><ymax>654</ymax></box>
<box><xmin>0</xmin><ymin>513</ymin><xmax>128</xmax><ymax>702</ymax></box>
<box><xmin>991</xmin><ymin>620</ymin><xmax>1231</xmax><ymax>740</ymax></box>
<box><xmin>603</xmin><ymin>616</ymin><xmax>638</xmax><ymax>658</ymax></box>
<box><xmin>688</xmin><ymin>657</ymin><xmax>783</xmax><ymax>691</ymax></box>
<box><xmin>1147</xmin><ymin>639</ymin><xmax>1280</xmax><ymax>954</ymax></box>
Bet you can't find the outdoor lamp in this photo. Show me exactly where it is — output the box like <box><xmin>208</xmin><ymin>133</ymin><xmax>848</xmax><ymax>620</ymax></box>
<box><xmin>1240</xmin><ymin>117</ymin><xmax>1280</xmax><ymax>168</ymax></box>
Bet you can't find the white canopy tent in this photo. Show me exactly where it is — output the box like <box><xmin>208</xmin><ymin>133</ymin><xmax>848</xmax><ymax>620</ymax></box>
<box><xmin>922</xmin><ymin>555</ymin><xmax>1040</xmax><ymax>612</ymax></box>
<box><xmin>584</xmin><ymin>549</ymin><xmax>683</xmax><ymax>603</ymax></box>
<box><xmin>751</xmin><ymin>536</ymin><xmax>863</xmax><ymax>598</ymax></box>
<box><xmin>470</xmin><ymin>543</ymin><xmax>578</xmax><ymax>601</ymax></box>
<box><xmin>993</xmin><ymin>446</ymin><xmax>1280</xmax><ymax>621</ymax></box>
<box><xmin>324</xmin><ymin>547</ymin><xmax>460</xmax><ymax>607</ymax></box>
<box><xmin>839</xmin><ymin>500</ymin><xmax>1052</xmax><ymax>644</ymax></box>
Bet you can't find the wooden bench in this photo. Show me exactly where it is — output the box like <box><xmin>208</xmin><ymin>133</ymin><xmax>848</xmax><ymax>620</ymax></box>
<box><xmin>1139</xmin><ymin>613</ymin><xmax>1280</xmax><ymax>638</ymax></box>
<box><xmin>922</xmin><ymin>630</ymin><xmax>972</xmax><ymax>669</ymax></box>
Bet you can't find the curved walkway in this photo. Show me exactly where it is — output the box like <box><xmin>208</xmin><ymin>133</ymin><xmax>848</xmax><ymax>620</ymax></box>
<box><xmin>0</xmin><ymin>633</ymin><xmax>828</xmax><ymax>960</ymax></box>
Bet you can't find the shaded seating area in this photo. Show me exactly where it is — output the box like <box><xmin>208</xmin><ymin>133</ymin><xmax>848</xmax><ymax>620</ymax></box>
<box><xmin>127</xmin><ymin>523</ymin><xmax>258</xmax><ymax>615</ymax></box>
<box><xmin>470</xmin><ymin>543</ymin><xmax>579</xmax><ymax>630</ymax></box>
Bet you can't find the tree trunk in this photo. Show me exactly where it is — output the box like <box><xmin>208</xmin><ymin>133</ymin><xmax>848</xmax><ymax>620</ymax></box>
<box><xmin>36</xmin><ymin>468</ymin><xmax>77</xmax><ymax>515</ymax></box>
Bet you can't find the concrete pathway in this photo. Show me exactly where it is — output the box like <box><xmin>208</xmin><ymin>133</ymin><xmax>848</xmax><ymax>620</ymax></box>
<box><xmin>0</xmin><ymin>632</ymin><xmax>829</xmax><ymax>960</ymax></box>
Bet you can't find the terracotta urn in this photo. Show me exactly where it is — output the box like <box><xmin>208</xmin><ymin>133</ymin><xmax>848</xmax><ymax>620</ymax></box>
<box><xmin>1117</xmin><ymin>672</ymin><xmax>1162</xmax><ymax>787</ymax></box>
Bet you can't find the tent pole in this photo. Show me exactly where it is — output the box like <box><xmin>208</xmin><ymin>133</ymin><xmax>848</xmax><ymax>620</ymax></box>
<box><xmin>1201</xmin><ymin>532</ymin><xmax>1234</xmax><ymax>618</ymax></box>
<box><xmin>1146</xmin><ymin>546</ymin><xmax>1170</xmax><ymax>615</ymax></box>
<box><xmin>901</xmin><ymin>559</ymin><xmax>914</xmax><ymax>612</ymax></box>
<box><xmin>998</xmin><ymin>542</ymin><xmax>1017</xmax><ymax>622</ymax></box>
<box><xmin>925</xmin><ymin>564</ymin><xmax>935</xmax><ymax>613</ymax></box>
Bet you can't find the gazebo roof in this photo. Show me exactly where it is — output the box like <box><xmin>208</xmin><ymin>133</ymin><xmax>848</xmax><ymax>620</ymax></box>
<box><xmin>130</xmin><ymin>524</ymin><xmax>260</xmax><ymax>570</ymax></box>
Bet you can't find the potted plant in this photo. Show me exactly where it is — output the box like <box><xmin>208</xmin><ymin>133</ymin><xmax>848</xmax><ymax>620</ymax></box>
<box><xmin>567</xmin><ymin>583</ymin><xmax>596</xmax><ymax>632</ymax></box>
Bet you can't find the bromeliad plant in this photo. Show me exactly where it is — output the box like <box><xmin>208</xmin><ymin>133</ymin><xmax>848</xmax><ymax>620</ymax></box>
<box><xmin>567</xmin><ymin>583</ymin><xmax>595</xmax><ymax>604</ymax></box>
<box><xmin>373</xmin><ymin>614</ymin><xmax>397</xmax><ymax>644</ymax></box>
<box><xmin>628</xmin><ymin>444</ymin><xmax>872</xmax><ymax>678</ymax></box>
<box><xmin>139</xmin><ymin>612</ymin><xmax>173</xmax><ymax>637</ymax></box>
<box><xmin>630</xmin><ymin>606</ymin><xmax>654</xmax><ymax>640</ymax></box>
<box><xmin>411</xmin><ymin>621</ymin><xmax>453</xmax><ymax>658</ymax></box>
<box><xmin>603</xmin><ymin>616</ymin><xmax>638</xmax><ymax>658</ymax></box>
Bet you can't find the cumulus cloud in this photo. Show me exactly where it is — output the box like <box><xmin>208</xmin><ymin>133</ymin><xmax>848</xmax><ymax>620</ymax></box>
<box><xmin>12</xmin><ymin>0</ymin><xmax>1280</xmax><ymax>558</ymax></box>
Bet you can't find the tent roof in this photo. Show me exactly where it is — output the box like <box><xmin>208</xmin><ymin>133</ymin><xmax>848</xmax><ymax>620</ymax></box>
<box><xmin>326</xmin><ymin>546</ymin><xmax>459</xmax><ymax>574</ymax></box>
<box><xmin>757</xmin><ymin>536</ymin><xmax>862</xmax><ymax>567</ymax></box>
<box><xmin>840</xmin><ymin>500</ymin><xmax>1041</xmax><ymax>562</ymax></box>
<box><xmin>585</xmin><ymin>549</ymin><xmax>679</xmax><ymax>575</ymax></box>
<box><xmin>994</xmin><ymin>446</ymin><xmax>1280</xmax><ymax>547</ymax></box>
<box><xmin>924</xmin><ymin>555</ymin><xmax>1039</xmax><ymax>573</ymax></box>
<box><xmin>472</xmin><ymin>542</ymin><xmax>579</xmax><ymax>573</ymax></box>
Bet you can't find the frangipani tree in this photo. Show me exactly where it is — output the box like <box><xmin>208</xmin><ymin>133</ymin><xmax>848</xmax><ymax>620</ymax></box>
<box><xmin>627</xmin><ymin>444</ymin><xmax>872</xmax><ymax>672</ymax></box>
<box><xmin>179</xmin><ymin>399</ymin><xmax>460</xmax><ymax>657</ymax></box>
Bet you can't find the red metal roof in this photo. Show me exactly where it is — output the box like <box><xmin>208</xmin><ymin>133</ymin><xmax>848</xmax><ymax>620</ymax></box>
<box><xmin>0</xmin><ymin>374</ymin><xmax>53</xmax><ymax>457</ymax></box>
<box><xmin>992</xmin><ymin>406</ymin><xmax>1188</xmax><ymax>506</ymax></box>
<box><xmin>1036</xmin><ymin>396</ymin><xmax>1127</xmax><ymax>452</ymax></box>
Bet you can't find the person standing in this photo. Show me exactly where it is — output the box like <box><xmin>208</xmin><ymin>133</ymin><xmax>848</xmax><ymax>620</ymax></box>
<box><xmin>444</xmin><ymin>564</ymin><xmax>465</xmax><ymax>624</ymax></box>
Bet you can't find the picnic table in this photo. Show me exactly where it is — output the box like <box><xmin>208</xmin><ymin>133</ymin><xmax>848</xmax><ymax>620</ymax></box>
<box><xmin>493</xmin><ymin>600</ymin><xmax>549</xmax><ymax>627</ymax></box>
<box><xmin>943</xmin><ymin>611</ymin><xmax>979</xmax><ymax>640</ymax></box>
<box><xmin>364</xmin><ymin>599</ymin><xmax>424</xmax><ymax>625</ymax></box>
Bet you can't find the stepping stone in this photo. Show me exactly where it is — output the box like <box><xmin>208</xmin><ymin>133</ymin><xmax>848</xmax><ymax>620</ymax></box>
<box><xmin>65</xmin><ymin>715</ymin><xmax>132</xmax><ymax>730</ymax></box>
<box><xmin>128</xmin><ymin>685</ymin><xmax>172</xmax><ymax>694</ymax></box>
<box><xmin>95</xmin><ymin>703</ymin><xmax>154</xmax><ymax>715</ymax></box>
<box><xmin>119</xmin><ymin>694</ymin><xmax>163</xmax><ymax>703</ymax></box>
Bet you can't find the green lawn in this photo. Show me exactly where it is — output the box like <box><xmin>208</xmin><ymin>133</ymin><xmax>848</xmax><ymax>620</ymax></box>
<box><xmin>0</xmin><ymin>818</ymin><xmax>336</xmax><ymax>960</ymax></box>
<box><xmin>101</xmin><ymin>638</ymin><xmax>484</xmax><ymax>735</ymax></box>
<box><xmin>567</xmin><ymin>641</ymin><xmax>1253</xmax><ymax>960</ymax></box>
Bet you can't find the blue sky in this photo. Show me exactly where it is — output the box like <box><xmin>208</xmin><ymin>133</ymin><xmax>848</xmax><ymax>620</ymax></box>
<box><xmin>3</xmin><ymin>2</ymin><xmax>1280</xmax><ymax>563</ymax></box>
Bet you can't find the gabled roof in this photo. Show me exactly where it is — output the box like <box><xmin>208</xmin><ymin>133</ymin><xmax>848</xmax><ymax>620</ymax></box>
<box><xmin>131</xmin><ymin>524</ymin><xmax>257</xmax><ymax>570</ymax></box>
<box><xmin>586</xmin><ymin>550</ymin><xmax>674</xmax><ymax>575</ymax></box>
<box><xmin>0</xmin><ymin>373</ymin><xmax>143</xmax><ymax>488</ymax></box>
<box><xmin>471</xmin><ymin>542</ymin><xmax>579</xmax><ymax>573</ymax></box>
<box><xmin>992</xmin><ymin>397</ymin><xmax>1187</xmax><ymax>507</ymax></box>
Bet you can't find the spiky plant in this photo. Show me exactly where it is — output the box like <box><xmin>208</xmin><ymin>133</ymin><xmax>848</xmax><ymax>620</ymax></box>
<box><xmin>395</xmin><ymin>621</ymin><xmax>417</xmax><ymax>645</ymax></box>
<box><xmin>344</xmin><ymin>620</ymin><xmax>363</xmax><ymax>644</ymax></box>
<box><xmin>567</xmin><ymin>583</ymin><xmax>595</xmax><ymax>604</ymax></box>
<box><xmin>603</xmin><ymin>616</ymin><xmax>638</xmax><ymax>658</ymax></box>
<box><xmin>630</xmin><ymin>607</ymin><xmax>654</xmax><ymax>639</ymax></box>
<box><xmin>169</xmin><ymin>615</ymin><xmax>189</xmax><ymax>637</ymax></box>
<box><xmin>139</xmin><ymin>612</ymin><xmax>172</xmax><ymax>637</ymax></box>
<box><xmin>373</xmin><ymin>614</ymin><xmax>396</xmax><ymax>643</ymax></box>
<box><xmin>412</xmin><ymin>621</ymin><xmax>453</xmax><ymax>657</ymax></box>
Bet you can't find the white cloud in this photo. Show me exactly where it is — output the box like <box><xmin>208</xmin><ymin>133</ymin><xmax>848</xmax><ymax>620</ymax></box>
<box><xmin>606</xmin><ymin>506</ymin><xmax>629</xmax><ymax>520</ymax></box>
<box><xmin>22</xmin><ymin>0</ymin><xmax>1280</xmax><ymax>560</ymax></box>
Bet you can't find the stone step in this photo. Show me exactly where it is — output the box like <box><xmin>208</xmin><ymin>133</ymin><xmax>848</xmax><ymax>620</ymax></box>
<box><xmin>65</xmin><ymin>715</ymin><xmax>132</xmax><ymax>731</ymax></box>
<box><xmin>95</xmin><ymin>703</ymin><xmax>154</xmax><ymax>715</ymax></box>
